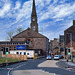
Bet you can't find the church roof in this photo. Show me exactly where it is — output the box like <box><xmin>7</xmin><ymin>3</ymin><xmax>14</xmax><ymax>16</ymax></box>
<box><xmin>13</xmin><ymin>28</ymin><xmax>48</xmax><ymax>38</ymax></box>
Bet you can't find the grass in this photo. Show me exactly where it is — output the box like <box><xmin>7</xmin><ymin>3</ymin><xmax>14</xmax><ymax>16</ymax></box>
<box><xmin>0</xmin><ymin>57</ymin><xmax>19</xmax><ymax>64</ymax></box>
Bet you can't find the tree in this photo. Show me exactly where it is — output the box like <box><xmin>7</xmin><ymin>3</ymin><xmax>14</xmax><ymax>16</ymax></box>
<box><xmin>6</xmin><ymin>27</ymin><xmax>24</xmax><ymax>41</ymax></box>
<box><xmin>16</xmin><ymin>27</ymin><xmax>24</xmax><ymax>34</ymax></box>
<box><xmin>6</xmin><ymin>31</ymin><xmax>14</xmax><ymax>41</ymax></box>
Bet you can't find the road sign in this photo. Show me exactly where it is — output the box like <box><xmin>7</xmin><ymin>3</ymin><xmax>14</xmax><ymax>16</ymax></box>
<box><xmin>17</xmin><ymin>45</ymin><xmax>25</xmax><ymax>50</ymax></box>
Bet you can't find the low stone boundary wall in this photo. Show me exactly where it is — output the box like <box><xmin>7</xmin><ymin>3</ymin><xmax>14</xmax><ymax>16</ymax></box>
<box><xmin>7</xmin><ymin>54</ymin><xmax>27</xmax><ymax>61</ymax></box>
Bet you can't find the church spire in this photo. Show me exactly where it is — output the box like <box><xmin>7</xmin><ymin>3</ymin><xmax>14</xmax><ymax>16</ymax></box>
<box><xmin>30</xmin><ymin>0</ymin><xmax>38</xmax><ymax>33</ymax></box>
<box><xmin>32</xmin><ymin>0</ymin><xmax>36</xmax><ymax>16</ymax></box>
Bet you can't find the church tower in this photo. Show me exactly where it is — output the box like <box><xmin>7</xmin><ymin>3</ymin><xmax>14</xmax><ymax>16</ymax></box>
<box><xmin>30</xmin><ymin>0</ymin><xmax>38</xmax><ymax>33</ymax></box>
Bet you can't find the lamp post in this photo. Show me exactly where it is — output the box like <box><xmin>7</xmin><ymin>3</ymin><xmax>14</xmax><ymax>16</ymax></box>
<box><xmin>67</xmin><ymin>33</ymin><xmax>72</xmax><ymax>62</ymax></box>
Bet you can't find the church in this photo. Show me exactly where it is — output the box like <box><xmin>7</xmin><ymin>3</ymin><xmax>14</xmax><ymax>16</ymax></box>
<box><xmin>0</xmin><ymin>0</ymin><xmax>49</xmax><ymax>56</ymax></box>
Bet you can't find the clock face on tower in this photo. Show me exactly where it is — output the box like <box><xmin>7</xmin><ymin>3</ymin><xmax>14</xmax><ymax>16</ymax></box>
<box><xmin>32</xmin><ymin>26</ymin><xmax>36</xmax><ymax>31</ymax></box>
<box><xmin>32</xmin><ymin>18</ymin><xmax>35</xmax><ymax>21</ymax></box>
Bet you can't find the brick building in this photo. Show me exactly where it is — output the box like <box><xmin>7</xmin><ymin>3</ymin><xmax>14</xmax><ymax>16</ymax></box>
<box><xmin>0</xmin><ymin>0</ymin><xmax>49</xmax><ymax>56</ymax></box>
<box><xmin>50</xmin><ymin>38</ymin><xmax>60</xmax><ymax>55</ymax></box>
<box><xmin>64</xmin><ymin>20</ymin><xmax>75</xmax><ymax>55</ymax></box>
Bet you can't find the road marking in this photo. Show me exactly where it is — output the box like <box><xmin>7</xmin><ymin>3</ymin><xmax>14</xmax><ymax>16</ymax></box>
<box><xmin>0</xmin><ymin>68</ymin><xmax>13</xmax><ymax>70</ymax></box>
<box><xmin>41</xmin><ymin>69</ymin><xmax>56</xmax><ymax>75</ymax></box>
<box><xmin>66</xmin><ymin>68</ymin><xmax>72</xmax><ymax>70</ymax></box>
<box><xmin>7</xmin><ymin>63</ymin><xmax>26</xmax><ymax>75</ymax></box>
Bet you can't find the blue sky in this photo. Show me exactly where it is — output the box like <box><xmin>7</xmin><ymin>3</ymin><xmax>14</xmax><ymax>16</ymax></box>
<box><xmin>0</xmin><ymin>0</ymin><xmax>75</xmax><ymax>41</ymax></box>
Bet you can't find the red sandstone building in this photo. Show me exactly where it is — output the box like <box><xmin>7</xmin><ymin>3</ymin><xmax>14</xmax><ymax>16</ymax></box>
<box><xmin>64</xmin><ymin>20</ymin><xmax>75</xmax><ymax>56</ymax></box>
<box><xmin>0</xmin><ymin>0</ymin><xmax>49</xmax><ymax>56</ymax></box>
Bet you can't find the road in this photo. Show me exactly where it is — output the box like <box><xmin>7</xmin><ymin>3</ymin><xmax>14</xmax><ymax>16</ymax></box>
<box><xmin>0</xmin><ymin>58</ymin><xmax>75</xmax><ymax>75</ymax></box>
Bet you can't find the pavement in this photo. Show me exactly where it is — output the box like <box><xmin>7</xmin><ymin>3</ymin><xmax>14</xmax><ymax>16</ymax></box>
<box><xmin>12</xmin><ymin>70</ymin><xmax>55</xmax><ymax>75</ymax></box>
<box><xmin>38</xmin><ymin>60</ymin><xmax>58</xmax><ymax>67</ymax></box>
<box><xmin>56</xmin><ymin>59</ymin><xmax>75</xmax><ymax>72</ymax></box>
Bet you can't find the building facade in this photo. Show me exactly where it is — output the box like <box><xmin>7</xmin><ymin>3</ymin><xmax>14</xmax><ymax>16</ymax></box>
<box><xmin>59</xmin><ymin>35</ymin><xmax>64</xmax><ymax>55</ymax></box>
<box><xmin>50</xmin><ymin>38</ymin><xmax>60</xmax><ymax>55</ymax></box>
<box><xmin>64</xmin><ymin>20</ymin><xmax>75</xmax><ymax>56</ymax></box>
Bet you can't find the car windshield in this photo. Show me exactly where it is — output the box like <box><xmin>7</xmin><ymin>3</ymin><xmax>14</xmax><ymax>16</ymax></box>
<box><xmin>54</xmin><ymin>55</ymin><xmax>59</xmax><ymax>57</ymax></box>
<box><xmin>47</xmin><ymin>56</ymin><xmax>51</xmax><ymax>57</ymax></box>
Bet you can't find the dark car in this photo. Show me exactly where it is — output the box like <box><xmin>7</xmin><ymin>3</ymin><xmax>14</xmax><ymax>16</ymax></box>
<box><xmin>59</xmin><ymin>55</ymin><xmax>64</xmax><ymax>59</ymax></box>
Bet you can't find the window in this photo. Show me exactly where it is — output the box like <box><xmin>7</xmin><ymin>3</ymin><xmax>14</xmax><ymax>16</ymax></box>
<box><xmin>16</xmin><ymin>52</ymin><xmax>19</xmax><ymax>54</ymax></box>
<box><xmin>20</xmin><ymin>52</ymin><xmax>22</xmax><ymax>55</ymax></box>
<box><xmin>27</xmin><ymin>53</ymin><xmax>29</xmax><ymax>55</ymax></box>
<box><xmin>24</xmin><ymin>52</ymin><xmax>26</xmax><ymax>55</ymax></box>
<box><xmin>14</xmin><ymin>47</ymin><xmax>16</xmax><ymax>50</ymax></box>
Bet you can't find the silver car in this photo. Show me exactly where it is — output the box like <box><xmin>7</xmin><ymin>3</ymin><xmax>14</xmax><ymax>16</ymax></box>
<box><xmin>46</xmin><ymin>55</ymin><xmax>52</xmax><ymax>60</ymax></box>
<box><xmin>54</xmin><ymin>55</ymin><xmax>60</xmax><ymax>60</ymax></box>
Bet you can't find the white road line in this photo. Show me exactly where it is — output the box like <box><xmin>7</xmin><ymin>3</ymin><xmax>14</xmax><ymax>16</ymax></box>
<box><xmin>7</xmin><ymin>63</ymin><xmax>26</xmax><ymax>75</ymax></box>
<box><xmin>41</xmin><ymin>69</ymin><xmax>56</xmax><ymax>75</ymax></box>
<box><xmin>54</xmin><ymin>73</ymin><xmax>56</xmax><ymax>75</ymax></box>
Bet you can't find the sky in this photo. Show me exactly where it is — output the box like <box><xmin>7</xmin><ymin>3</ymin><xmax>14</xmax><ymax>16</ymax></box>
<box><xmin>0</xmin><ymin>0</ymin><xmax>75</xmax><ymax>41</ymax></box>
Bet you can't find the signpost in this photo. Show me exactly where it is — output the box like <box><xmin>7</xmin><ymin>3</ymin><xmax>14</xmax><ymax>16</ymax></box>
<box><xmin>5</xmin><ymin>47</ymin><xmax>9</xmax><ymax>66</ymax></box>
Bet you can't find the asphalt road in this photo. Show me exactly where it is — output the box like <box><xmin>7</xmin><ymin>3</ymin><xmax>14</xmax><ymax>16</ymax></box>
<box><xmin>0</xmin><ymin>58</ymin><xmax>75</xmax><ymax>75</ymax></box>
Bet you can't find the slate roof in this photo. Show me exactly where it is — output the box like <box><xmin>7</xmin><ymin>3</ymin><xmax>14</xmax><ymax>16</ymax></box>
<box><xmin>13</xmin><ymin>28</ymin><xmax>48</xmax><ymax>38</ymax></box>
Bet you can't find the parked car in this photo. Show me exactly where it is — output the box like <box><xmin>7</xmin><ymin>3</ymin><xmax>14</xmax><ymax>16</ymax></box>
<box><xmin>54</xmin><ymin>55</ymin><xmax>60</xmax><ymax>60</ymax></box>
<box><xmin>46</xmin><ymin>55</ymin><xmax>52</xmax><ymax>60</ymax></box>
<box><xmin>59</xmin><ymin>55</ymin><xmax>64</xmax><ymax>59</ymax></box>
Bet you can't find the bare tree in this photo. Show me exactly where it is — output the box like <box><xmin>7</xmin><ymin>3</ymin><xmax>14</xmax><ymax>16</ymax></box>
<box><xmin>16</xmin><ymin>27</ymin><xmax>24</xmax><ymax>34</ymax></box>
<box><xmin>6</xmin><ymin>31</ymin><xmax>14</xmax><ymax>41</ymax></box>
<box><xmin>6</xmin><ymin>27</ymin><xmax>24</xmax><ymax>41</ymax></box>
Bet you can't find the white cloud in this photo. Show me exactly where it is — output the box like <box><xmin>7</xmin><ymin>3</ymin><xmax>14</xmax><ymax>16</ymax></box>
<box><xmin>39</xmin><ymin>1</ymin><xmax>75</xmax><ymax>21</ymax></box>
<box><xmin>59</xmin><ymin>0</ymin><xmax>66</xmax><ymax>3</ymax></box>
<box><xmin>53</xmin><ymin>3</ymin><xmax>75</xmax><ymax>18</ymax></box>
<box><xmin>0</xmin><ymin>3</ymin><xmax>11</xmax><ymax>17</ymax></box>
<box><xmin>45</xmin><ymin>0</ymin><xmax>51</xmax><ymax>5</ymax></box>
<box><xmin>14</xmin><ymin>1</ymin><xmax>21</xmax><ymax>9</ymax></box>
<box><xmin>15</xmin><ymin>0</ymin><xmax>32</xmax><ymax>21</ymax></box>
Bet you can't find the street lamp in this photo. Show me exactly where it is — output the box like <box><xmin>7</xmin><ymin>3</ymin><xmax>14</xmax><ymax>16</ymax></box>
<box><xmin>66</xmin><ymin>33</ymin><xmax>73</xmax><ymax>62</ymax></box>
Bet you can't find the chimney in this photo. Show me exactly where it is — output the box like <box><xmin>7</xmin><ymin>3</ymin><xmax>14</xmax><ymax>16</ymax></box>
<box><xmin>73</xmin><ymin>20</ymin><xmax>75</xmax><ymax>26</ymax></box>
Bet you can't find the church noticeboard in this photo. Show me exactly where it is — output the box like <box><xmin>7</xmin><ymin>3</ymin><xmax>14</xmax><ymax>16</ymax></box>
<box><xmin>16</xmin><ymin>45</ymin><xmax>25</xmax><ymax>50</ymax></box>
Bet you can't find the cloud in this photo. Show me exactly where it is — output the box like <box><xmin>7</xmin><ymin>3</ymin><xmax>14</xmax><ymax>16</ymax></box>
<box><xmin>14</xmin><ymin>1</ymin><xmax>21</xmax><ymax>9</ymax></box>
<box><xmin>45</xmin><ymin>0</ymin><xmax>51</xmax><ymax>5</ymax></box>
<box><xmin>53</xmin><ymin>3</ymin><xmax>75</xmax><ymax>18</ymax></box>
<box><xmin>39</xmin><ymin>1</ymin><xmax>75</xmax><ymax>22</ymax></box>
<box><xmin>0</xmin><ymin>3</ymin><xmax>11</xmax><ymax>17</ymax></box>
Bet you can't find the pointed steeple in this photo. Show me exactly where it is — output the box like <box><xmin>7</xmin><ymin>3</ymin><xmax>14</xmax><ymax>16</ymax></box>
<box><xmin>31</xmin><ymin>0</ymin><xmax>36</xmax><ymax>16</ymax></box>
<box><xmin>30</xmin><ymin>0</ymin><xmax>38</xmax><ymax>33</ymax></box>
